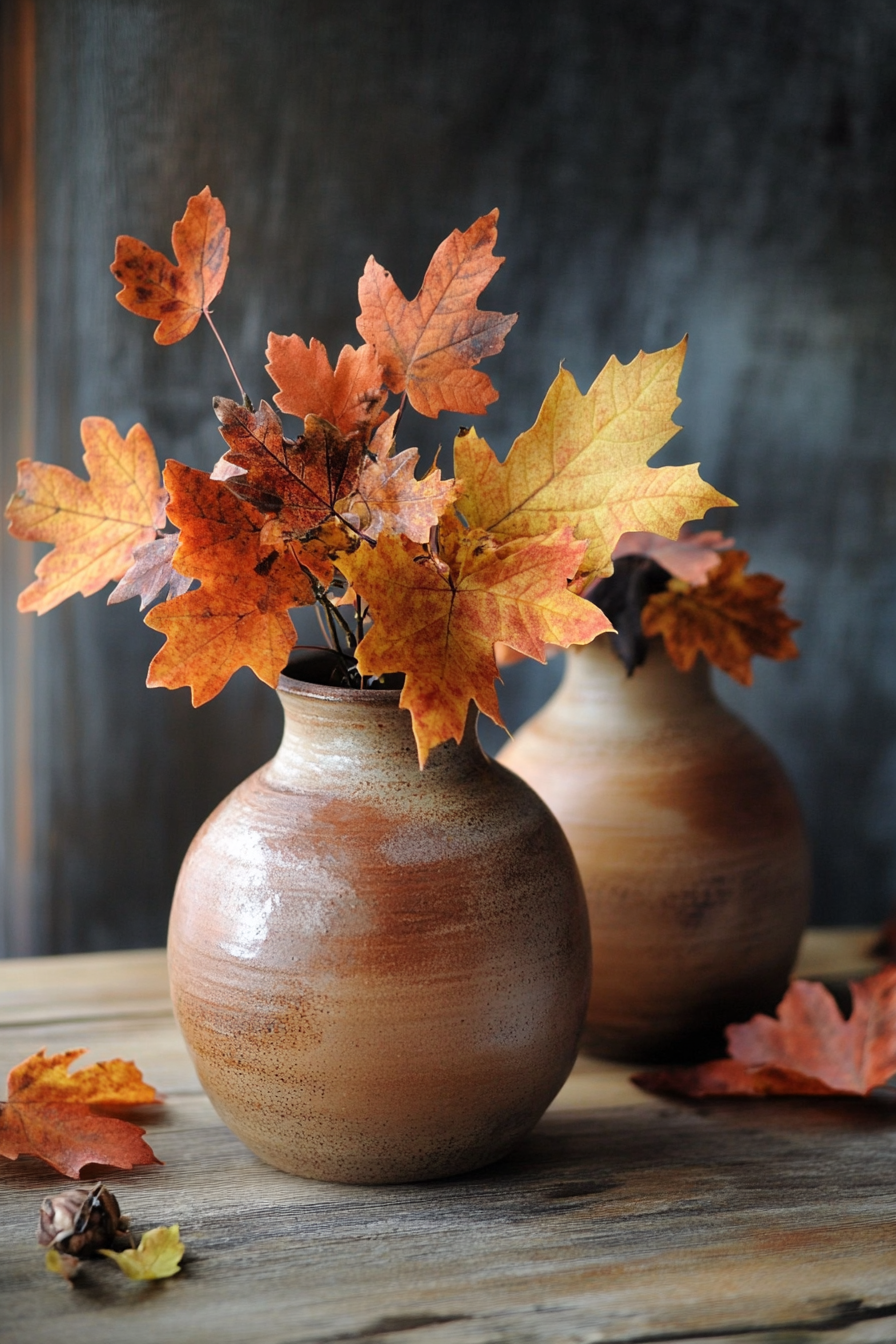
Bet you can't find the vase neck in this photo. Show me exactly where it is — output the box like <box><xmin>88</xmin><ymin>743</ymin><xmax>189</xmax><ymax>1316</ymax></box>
<box><xmin>559</xmin><ymin>635</ymin><xmax>718</xmax><ymax>723</ymax></box>
<box><xmin>264</xmin><ymin>681</ymin><xmax>485</xmax><ymax>794</ymax></box>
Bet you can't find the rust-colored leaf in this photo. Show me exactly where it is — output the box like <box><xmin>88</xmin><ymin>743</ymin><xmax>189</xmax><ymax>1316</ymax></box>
<box><xmin>213</xmin><ymin>397</ymin><xmax>363</xmax><ymax>542</ymax></box>
<box><xmin>265</xmin><ymin>335</ymin><xmax>386</xmax><ymax>440</ymax></box>
<box><xmin>144</xmin><ymin>462</ymin><xmax>314</xmax><ymax>704</ymax></box>
<box><xmin>641</xmin><ymin>549</ymin><xmax>800</xmax><ymax>685</ymax></box>
<box><xmin>455</xmin><ymin>340</ymin><xmax>733</xmax><ymax>586</ymax></box>
<box><xmin>107</xmin><ymin>533</ymin><xmax>193</xmax><ymax>610</ymax></box>
<box><xmin>6</xmin><ymin>419</ymin><xmax>167</xmax><ymax>614</ymax></box>
<box><xmin>340</xmin><ymin>514</ymin><xmax>609</xmax><ymax>763</ymax></box>
<box><xmin>633</xmin><ymin>967</ymin><xmax>896</xmax><ymax>1098</ymax></box>
<box><xmin>110</xmin><ymin>187</ymin><xmax>229</xmax><ymax>345</ymax></box>
<box><xmin>0</xmin><ymin>1049</ymin><xmax>161</xmax><ymax>1179</ymax></box>
<box><xmin>356</xmin><ymin>211</ymin><xmax>517</xmax><ymax>417</ymax></box>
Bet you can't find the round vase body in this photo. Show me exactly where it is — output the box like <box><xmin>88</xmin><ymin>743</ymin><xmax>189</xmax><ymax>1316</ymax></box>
<box><xmin>498</xmin><ymin>638</ymin><xmax>810</xmax><ymax>1061</ymax></box>
<box><xmin>168</xmin><ymin>675</ymin><xmax>590</xmax><ymax>1184</ymax></box>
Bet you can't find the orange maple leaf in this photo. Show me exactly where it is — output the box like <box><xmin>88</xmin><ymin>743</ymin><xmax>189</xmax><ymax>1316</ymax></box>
<box><xmin>340</xmin><ymin>516</ymin><xmax>609</xmax><ymax>763</ymax></box>
<box><xmin>641</xmin><ymin>549</ymin><xmax>800</xmax><ymax>685</ymax></box>
<box><xmin>356</xmin><ymin>211</ymin><xmax>517</xmax><ymax>418</ymax></box>
<box><xmin>214</xmin><ymin>397</ymin><xmax>363</xmax><ymax>542</ymax></box>
<box><xmin>6</xmin><ymin>418</ymin><xmax>167</xmax><ymax>614</ymax></box>
<box><xmin>455</xmin><ymin>340</ymin><xmax>734</xmax><ymax>586</ymax></box>
<box><xmin>337</xmin><ymin>415</ymin><xmax>459</xmax><ymax>544</ymax></box>
<box><xmin>144</xmin><ymin>462</ymin><xmax>314</xmax><ymax>704</ymax></box>
<box><xmin>0</xmin><ymin>1049</ymin><xmax>161</xmax><ymax>1178</ymax></box>
<box><xmin>265</xmin><ymin>335</ymin><xmax>387</xmax><ymax>440</ymax></box>
<box><xmin>633</xmin><ymin>967</ymin><xmax>896</xmax><ymax>1098</ymax></box>
<box><xmin>110</xmin><ymin>187</ymin><xmax>229</xmax><ymax>345</ymax></box>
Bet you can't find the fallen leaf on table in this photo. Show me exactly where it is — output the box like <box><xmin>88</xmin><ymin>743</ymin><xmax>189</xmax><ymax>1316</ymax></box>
<box><xmin>45</xmin><ymin>1249</ymin><xmax>81</xmax><ymax>1285</ymax></box>
<box><xmin>633</xmin><ymin>965</ymin><xmax>896</xmax><ymax>1098</ymax></box>
<box><xmin>641</xmin><ymin>548</ymin><xmax>800</xmax><ymax>685</ymax></box>
<box><xmin>455</xmin><ymin>339</ymin><xmax>733</xmax><ymax>587</ymax></box>
<box><xmin>0</xmin><ymin>1049</ymin><xmax>161</xmax><ymax>1178</ymax></box>
<box><xmin>340</xmin><ymin>514</ymin><xmax>609</xmax><ymax>764</ymax></box>
<box><xmin>100</xmin><ymin>1224</ymin><xmax>184</xmax><ymax>1280</ymax></box>
<box><xmin>110</xmin><ymin>186</ymin><xmax>229</xmax><ymax>345</ymax></box>
<box><xmin>108</xmin><ymin>533</ymin><xmax>193</xmax><ymax>610</ymax></box>
<box><xmin>6</xmin><ymin>418</ymin><xmax>167</xmax><ymax>614</ymax></box>
<box><xmin>356</xmin><ymin>211</ymin><xmax>517</xmax><ymax>417</ymax></box>
<box><xmin>266</xmin><ymin>335</ymin><xmax>387</xmax><ymax>441</ymax></box>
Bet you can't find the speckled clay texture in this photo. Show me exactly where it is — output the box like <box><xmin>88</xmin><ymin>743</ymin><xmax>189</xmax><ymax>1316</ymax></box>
<box><xmin>499</xmin><ymin>637</ymin><xmax>810</xmax><ymax>1062</ymax></box>
<box><xmin>168</xmin><ymin>676</ymin><xmax>590</xmax><ymax>1184</ymax></box>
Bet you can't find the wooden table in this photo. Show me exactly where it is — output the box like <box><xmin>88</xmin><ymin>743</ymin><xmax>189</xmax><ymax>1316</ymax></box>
<box><xmin>1</xmin><ymin>930</ymin><xmax>894</xmax><ymax>1344</ymax></box>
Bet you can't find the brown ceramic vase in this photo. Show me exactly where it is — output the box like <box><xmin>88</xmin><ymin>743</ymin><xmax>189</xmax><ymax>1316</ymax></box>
<box><xmin>167</xmin><ymin>667</ymin><xmax>590</xmax><ymax>1184</ymax></box>
<box><xmin>498</xmin><ymin>636</ymin><xmax>811</xmax><ymax>1062</ymax></box>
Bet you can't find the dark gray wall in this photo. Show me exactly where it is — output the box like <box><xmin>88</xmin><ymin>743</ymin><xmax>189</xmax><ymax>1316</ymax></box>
<box><xmin>3</xmin><ymin>0</ymin><xmax>896</xmax><ymax>951</ymax></box>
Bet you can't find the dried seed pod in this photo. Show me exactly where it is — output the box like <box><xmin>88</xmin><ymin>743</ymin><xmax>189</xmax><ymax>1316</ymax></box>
<box><xmin>38</xmin><ymin>1182</ymin><xmax>130</xmax><ymax>1257</ymax></box>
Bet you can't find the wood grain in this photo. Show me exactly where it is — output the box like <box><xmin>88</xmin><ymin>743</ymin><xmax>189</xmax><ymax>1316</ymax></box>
<box><xmin>1</xmin><ymin>930</ymin><xmax>894</xmax><ymax>1343</ymax></box>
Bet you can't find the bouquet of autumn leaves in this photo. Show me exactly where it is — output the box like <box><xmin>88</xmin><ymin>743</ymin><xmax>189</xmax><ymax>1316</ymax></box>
<box><xmin>6</xmin><ymin>188</ymin><xmax>733</xmax><ymax>763</ymax></box>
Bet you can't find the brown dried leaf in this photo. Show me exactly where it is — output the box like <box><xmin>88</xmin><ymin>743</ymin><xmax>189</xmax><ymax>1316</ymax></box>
<box><xmin>641</xmin><ymin>549</ymin><xmax>800</xmax><ymax>684</ymax></box>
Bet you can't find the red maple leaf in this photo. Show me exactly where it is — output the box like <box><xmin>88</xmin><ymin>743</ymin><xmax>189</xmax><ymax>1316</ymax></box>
<box><xmin>633</xmin><ymin>967</ymin><xmax>896</xmax><ymax>1098</ymax></box>
<box><xmin>0</xmin><ymin>1049</ymin><xmax>162</xmax><ymax>1178</ymax></box>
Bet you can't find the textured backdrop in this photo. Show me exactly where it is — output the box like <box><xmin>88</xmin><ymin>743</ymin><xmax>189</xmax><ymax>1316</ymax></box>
<box><xmin>2</xmin><ymin>0</ymin><xmax>896</xmax><ymax>952</ymax></box>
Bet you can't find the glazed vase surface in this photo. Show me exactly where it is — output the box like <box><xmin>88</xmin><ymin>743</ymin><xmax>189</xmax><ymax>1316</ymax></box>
<box><xmin>498</xmin><ymin>637</ymin><xmax>810</xmax><ymax>1061</ymax></box>
<box><xmin>168</xmin><ymin>674</ymin><xmax>590</xmax><ymax>1184</ymax></box>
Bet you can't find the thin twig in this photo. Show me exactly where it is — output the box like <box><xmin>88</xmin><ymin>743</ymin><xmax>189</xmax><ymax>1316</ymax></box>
<box><xmin>203</xmin><ymin>310</ymin><xmax>249</xmax><ymax>404</ymax></box>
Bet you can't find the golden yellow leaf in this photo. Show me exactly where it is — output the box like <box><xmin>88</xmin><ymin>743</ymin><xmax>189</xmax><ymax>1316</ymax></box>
<box><xmin>6</xmin><ymin>418</ymin><xmax>167</xmax><ymax>615</ymax></box>
<box><xmin>455</xmin><ymin>339</ymin><xmax>734</xmax><ymax>585</ymax></box>
<box><xmin>340</xmin><ymin>516</ymin><xmax>609</xmax><ymax>764</ymax></box>
<box><xmin>100</xmin><ymin>1224</ymin><xmax>184</xmax><ymax>1280</ymax></box>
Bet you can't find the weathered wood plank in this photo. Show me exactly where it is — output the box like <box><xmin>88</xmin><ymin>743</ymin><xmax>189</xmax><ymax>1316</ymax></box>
<box><xmin>1</xmin><ymin>931</ymin><xmax>894</xmax><ymax>1343</ymax></box>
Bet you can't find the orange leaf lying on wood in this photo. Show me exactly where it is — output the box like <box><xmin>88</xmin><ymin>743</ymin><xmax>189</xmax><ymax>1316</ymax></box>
<box><xmin>455</xmin><ymin>339</ymin><xmax>734</xmax><ymax>587</ymax></box>
<box><xmin>0</xmin><ymin>1049</ymin><xmax>162</xmax><ymax>1178</ymax></box>
<box><xmin>144</xmin><ymin>462</ymin><xmax>315</xmax><ymax>704</ymax></box>
<box><xmin>641</xmin><ymin>548</ymin><xmax>800</xmax><ymax>685</ymax></box>
<box><xmin>5</xmin><ymin>418</ymin><xmax>167</xmax><ymax>614</ymax></box>
<box><xmin>110</xmin><ymin>186</ymin><xmax>229</xmax><ymax>345</ymax></box>
<box><xmin>265</xmin><ymin>335</ymin><xmax>387</xmax><ymax>441</ymax></box>
<box><xmin>340</xmin><ymin>514</ymin><xmax>609</xmax><ymax>763</ymax></box>
<box><xmin>356</xmin><ymin>211</ymin><xmax>517</xmax><ymax>418</ymax></box>
<box><xmin>633</xmin><ymin>966</ymin><xmax>896</xmax><ymax>1098</ymax></box>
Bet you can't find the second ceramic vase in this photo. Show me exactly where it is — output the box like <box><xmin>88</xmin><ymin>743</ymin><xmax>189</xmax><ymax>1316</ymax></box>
<box><xmin>499</xmin><ymin>636</ymin><xmax>810</xmax><ymax>1061</ymax></box>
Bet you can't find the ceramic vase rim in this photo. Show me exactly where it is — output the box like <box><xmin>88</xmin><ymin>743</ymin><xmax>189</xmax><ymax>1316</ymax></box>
<box><xmin>277</xmin><ymin>671</ymin><xmax>402</xmax><ymax>706</ymax></box>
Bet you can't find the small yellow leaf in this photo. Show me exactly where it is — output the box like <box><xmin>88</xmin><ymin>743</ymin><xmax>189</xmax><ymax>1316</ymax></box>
<box><xmin>99</xmin><ymin>1224</ymin><xmax>184</xmax><ymax>1280</ymax></box>
<box><xmin>45</xmin><ymin>1248</ymin><xmax>80</xmax><ymax>1284</ymax></box>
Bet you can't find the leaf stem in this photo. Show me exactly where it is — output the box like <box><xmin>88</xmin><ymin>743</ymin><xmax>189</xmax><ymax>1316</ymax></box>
<box><xmin>203</xmin><ymin>310</ymin><xmax>249</xmax><ymax>405</ymax></box>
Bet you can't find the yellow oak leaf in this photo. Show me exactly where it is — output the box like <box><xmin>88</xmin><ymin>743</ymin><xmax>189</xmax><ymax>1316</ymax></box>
<box><xmin>6</xmin><ymin>418</ymin><xmax>167</xmax><ymax>614</ymax></box>
<box><xmin>340</xmin><ymin>517</ymin><xmax>609</xmax><ymax>764</ymax></box>
<box><xmin>454</xmin><ymin>339</ymin><xmax>734</xmax><ymax>586</ymax></box>
<box><xmin>100</xmin><ymin>1224</ymin><xmax>184</xmax><ymax>1280</ymax></box>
